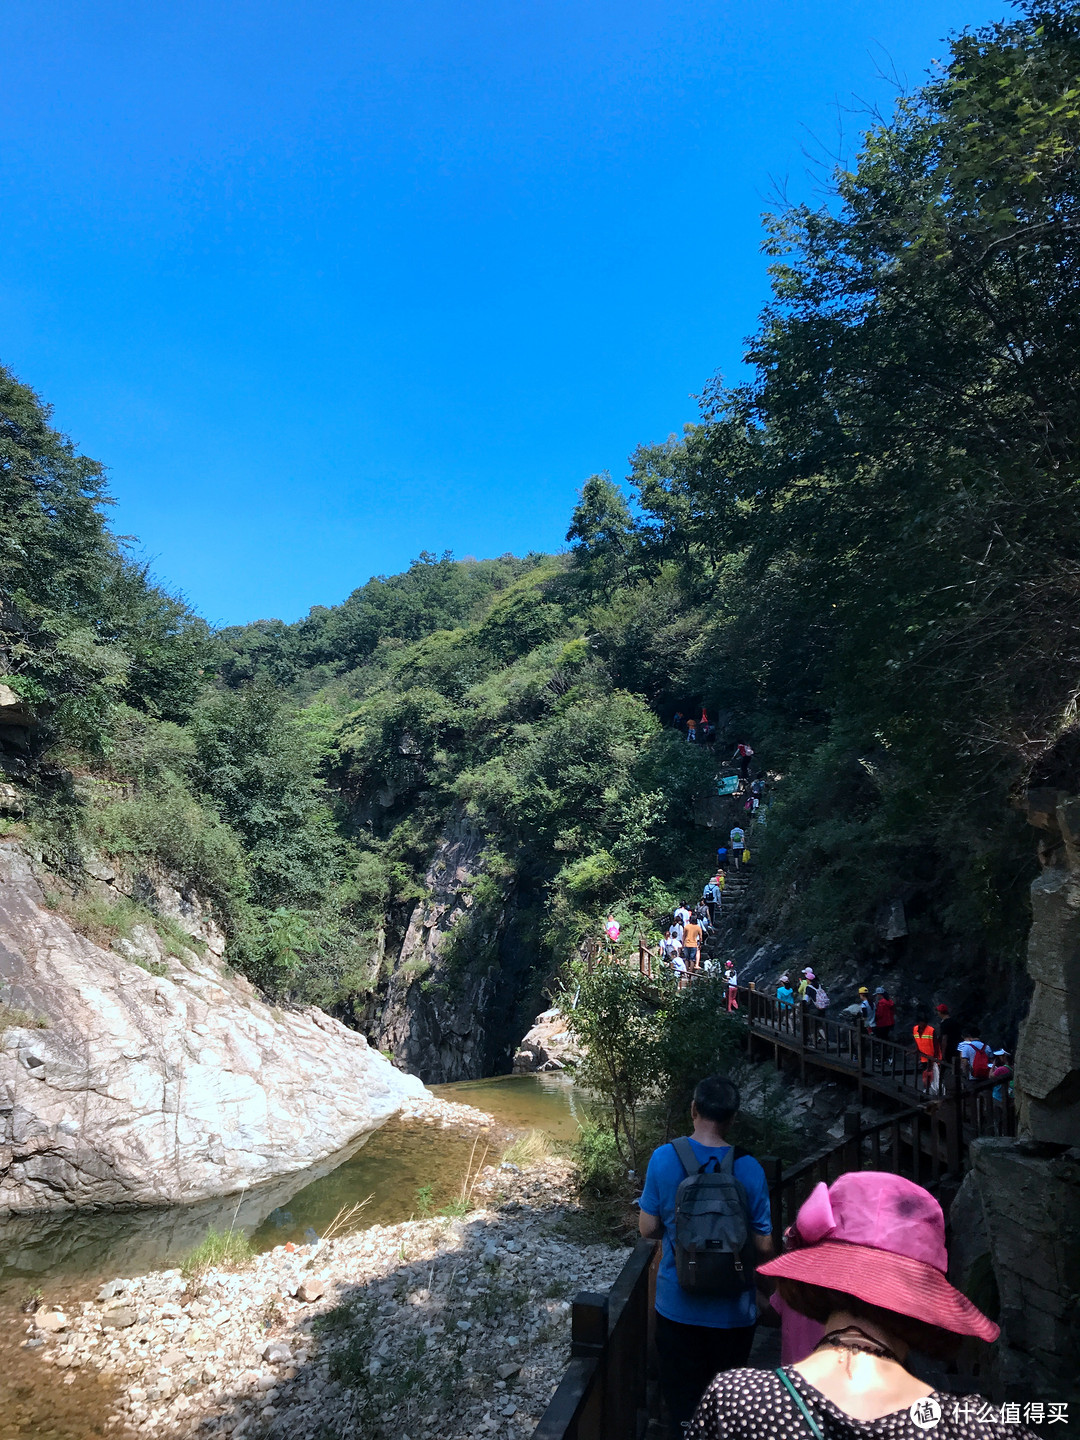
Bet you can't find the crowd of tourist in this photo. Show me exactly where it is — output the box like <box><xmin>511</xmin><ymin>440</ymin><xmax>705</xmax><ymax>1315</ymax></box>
<box><xmin>617</xmin><ymin>730</ymin><xmax>1015</xmax><ymax>1104</ymax></box>
<box><xmin>595</xmin><ymin>725</ymin><xmax>1030</xmax><ymax>1437</ymax></box>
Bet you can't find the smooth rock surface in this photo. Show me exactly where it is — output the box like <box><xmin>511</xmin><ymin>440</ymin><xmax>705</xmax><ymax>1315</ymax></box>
<box><xmin>0</xmin><ymin>842</ymin><xmax>428</xmax><ymax>1213</ymax></box>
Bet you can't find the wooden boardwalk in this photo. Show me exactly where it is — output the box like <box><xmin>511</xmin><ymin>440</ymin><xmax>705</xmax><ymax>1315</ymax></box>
<box><xmin>742</xmin><ymin>985</ymin><xmax>932</xmax><ymax>1104</ymax></box>
<box><xmin>541</xmin><ymin>945</ymin><xmax>1016</xmax><ymax>1440</ymax></box>
<box><xmin>630</xmin><ymin>935</ymin><xmax>969</xmax><ymax>1107</ymax></box>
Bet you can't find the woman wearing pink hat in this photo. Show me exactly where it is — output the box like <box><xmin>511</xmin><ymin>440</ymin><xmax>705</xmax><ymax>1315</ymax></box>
<box><xmin>687</xmin><ymin>1171</ymin><xmax>1029</xmax><ymax>1439</ymax></box>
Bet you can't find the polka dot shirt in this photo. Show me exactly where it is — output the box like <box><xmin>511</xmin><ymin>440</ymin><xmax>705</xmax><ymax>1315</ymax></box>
<box><xmin>685</xmin><ymin>1367</ymin><xmax>1038</xmax><ymax>1440</ymax></box>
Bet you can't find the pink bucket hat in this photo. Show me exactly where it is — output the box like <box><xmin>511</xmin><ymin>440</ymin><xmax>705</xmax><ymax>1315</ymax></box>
<box><xmin>758</xmin><ymin>1171</ymin><xmax>999</xmax><ymax>1342</ymax></box>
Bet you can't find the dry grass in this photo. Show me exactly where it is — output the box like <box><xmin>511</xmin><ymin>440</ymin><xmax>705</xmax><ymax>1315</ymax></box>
<box><xmin>438</xmin><ymin>1135</ymin><xmax>491</xmax><ymax>1218</ymax></box>
<box><xmin>0</xmin><ymin>1003</ymin><xmax>49</xmax><ymax>1034</ymax></box>
<box><xmin>500</xmin><ymin>1129</ymin><xmax>553</xmax><ymax>1167</ymax></box>
<box><xmin>322</xmin><ymin>1195</ymin><xmax>374</xmax><ymax>1241</ymax></box>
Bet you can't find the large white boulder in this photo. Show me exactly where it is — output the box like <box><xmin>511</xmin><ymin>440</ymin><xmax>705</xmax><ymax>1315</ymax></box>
<box><xmin>0</xmin><ymin>843</ymin><xmax>428</xmax><ymax>1213</ymax></box>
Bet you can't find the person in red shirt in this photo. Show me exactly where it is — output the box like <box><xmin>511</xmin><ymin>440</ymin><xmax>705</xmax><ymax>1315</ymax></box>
<box><xmin>873</xmin><ymin>988</ymin><xmax>895</xmax><ymax>1041</ymax></box>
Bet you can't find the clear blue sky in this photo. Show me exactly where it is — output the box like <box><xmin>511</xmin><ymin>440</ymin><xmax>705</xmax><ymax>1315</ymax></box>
<box><xmin>2</xmin><ymin>0</ymin><xmax>1007</xmax><ymax>627</ymax></box>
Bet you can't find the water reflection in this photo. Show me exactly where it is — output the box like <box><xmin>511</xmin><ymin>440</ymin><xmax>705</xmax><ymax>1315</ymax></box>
<box><xmin>0</xmin><ymin>1073</ymin><xmax>580</xmax><ymax>1292</ymax></box>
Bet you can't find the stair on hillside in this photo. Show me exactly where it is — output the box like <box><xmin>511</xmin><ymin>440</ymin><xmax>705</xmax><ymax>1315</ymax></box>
<box><xmin>705</xmin><ymin>871</ymin><xmax>754</xmax><ymax>956</ymax></box>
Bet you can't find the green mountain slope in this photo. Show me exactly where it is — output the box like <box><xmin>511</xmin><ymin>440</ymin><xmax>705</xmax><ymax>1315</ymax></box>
<box><xmin>4</xmin><ymin>4</ymin><xmax>1079</xmax><ymax>1074</ymax></box>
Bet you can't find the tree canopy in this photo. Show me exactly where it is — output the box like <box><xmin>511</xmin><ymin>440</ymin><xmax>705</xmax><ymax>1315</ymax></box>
<box><xmin>4</xmin><ymin>3</ymin><xmax>1078</xmax><ymax>1023</ymax></box>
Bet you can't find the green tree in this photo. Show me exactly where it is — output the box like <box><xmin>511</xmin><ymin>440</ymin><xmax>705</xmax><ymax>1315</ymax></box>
<box><xmin>188</xmin><ymin>685</ymin><xmax>345</xmax><ymax>909</ymax></box>
<box><xmin>566</xmin><ymin>473</ymin><xmax>639</xmax><ymax>591</ymax></box>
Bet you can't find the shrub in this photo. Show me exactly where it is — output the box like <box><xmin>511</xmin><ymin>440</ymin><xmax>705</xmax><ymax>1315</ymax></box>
<box><xmin>573</xmin><ymin>1120</ymin><xmax>626</xmax><ymax>1200</ymax></box>
<box><xmin>0</xmin><ymin>1003</ymin><xmax>49</xmax><ymax>1034</ymax></box>
<box><xmin>85</xmin><ymin>776</ymin><xmax>248</xmax><ymax>918</ymax></box>
<box><xmin>181</xmin><ymin>1227</ymin><xmax>254</xmax><ymax>1277</ymax></box>
<box><xmin>39</xmin><ymin>887</ymin><xmax>203</xmax><ymax>967</ymax></box>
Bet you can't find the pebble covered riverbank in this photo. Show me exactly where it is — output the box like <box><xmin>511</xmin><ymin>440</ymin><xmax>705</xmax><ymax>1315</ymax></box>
<box><xmin>13</xmin><ymin>1096</ymin><xmax>629</xmax><ymax>1440</ymax></box>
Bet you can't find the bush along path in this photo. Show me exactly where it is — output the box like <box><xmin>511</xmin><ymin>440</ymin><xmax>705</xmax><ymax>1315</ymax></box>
<box><xmin>15</xmin><ymin>1142</ymin><xmax>627</xmax><ymax>1440</ymax></box>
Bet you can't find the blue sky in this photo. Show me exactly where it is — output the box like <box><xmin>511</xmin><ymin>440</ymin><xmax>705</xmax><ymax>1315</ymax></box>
<box><xmin>2</xmin><ymin>0</ymin><xmax>1007</xmax><ymax>627</ymax></box>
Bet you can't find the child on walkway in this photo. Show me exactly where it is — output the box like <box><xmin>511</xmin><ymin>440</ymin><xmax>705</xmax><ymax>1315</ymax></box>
<box><xmin>723</xmin><ymin>960</ymin><xmax>739</xmax><ymax>1011</ymax></box>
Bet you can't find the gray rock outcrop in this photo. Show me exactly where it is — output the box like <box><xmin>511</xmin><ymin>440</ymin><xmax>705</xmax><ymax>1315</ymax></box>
<box><xmin>368</xmin><ymin>816</ymin><xmax>537</xmax><ymax>1083</ymax></box>
<box><xmin>967</xmin><ymin>1138</ymin><xmax>1079</xmax><ymax>1398</ymax></box>
<box><xmin>955</xmin><ymin>787</ymin><xmax>1080</xmax><ymax>1406</ymax></box>
<box><xmin>1016</xmin><ymin>790</ymin><xmax>1080</xmax><ymax>1143</ymax></box>
<box><xmin>513</xmin><ymin>1008</ymin><xmax>577</xmax><ymax>1073</ymax></box>
<box><xmin>0</xmin><ymin>842</ymin><xmax>428</xmax><ymax>1214</ymax></box>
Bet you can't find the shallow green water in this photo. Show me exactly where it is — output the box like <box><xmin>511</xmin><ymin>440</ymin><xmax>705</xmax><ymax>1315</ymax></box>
<box><xmin>246</xmin><ymin>1072</ymin><xmax>582</xmax><ymax>1251</ymax></box>
<box><xmin>0</xmin><ymin>1072</ymin><xmax>581</xmax><ymax>1294</ymax></box>
<box><xmin>433</xmin><ymin>1071</ymin><xmax>586</xmax><ymax>1143</ymax></box>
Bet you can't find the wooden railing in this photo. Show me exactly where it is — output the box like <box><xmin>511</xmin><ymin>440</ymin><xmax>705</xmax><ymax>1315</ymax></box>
<box><xmin>534</xmin><ymin>1071</ymin><xmax>1014</xmax><ymax>1440</ymax></box>
<box><xmin>744</xmin><ymin>986</ymin><xmax>933</xmax><ymax>1097</ymax></box>
<box><xmin>626</xmin><ymin>952</ymin><xmax>992</xmax><ymax>1107</ymax></box>
<box><xmin>760</xmin><ymin>1075</ymin><xmax>1014</xmax><ymax>1241</ymax></box>
<box><xmin>532</xmin><ymin>1239</ymin><xmax>656</xmax><ymax>1440</ymax></box>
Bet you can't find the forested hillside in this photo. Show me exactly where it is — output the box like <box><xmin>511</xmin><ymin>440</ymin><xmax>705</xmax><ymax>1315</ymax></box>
<box><xmin>3</xmin><ymin>3</ymin><xmax>1079</xmax><ymax>1074</ymax></box>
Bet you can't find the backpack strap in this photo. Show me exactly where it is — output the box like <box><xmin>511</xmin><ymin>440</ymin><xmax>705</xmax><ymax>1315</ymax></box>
<box><xmin>671</xmin><ymin>1137</ymin><xmax>701</xmax><ymax>1177</ymax></box>
<box><xmin>775</xmin><ymin>1371</ymin><xmax>824</xmax><ymax>1440</ymax></box>
<box><xmin>674</xmin><ymin>1138</ymin><xmax>739</xmax><ymax>1176</ymax></box>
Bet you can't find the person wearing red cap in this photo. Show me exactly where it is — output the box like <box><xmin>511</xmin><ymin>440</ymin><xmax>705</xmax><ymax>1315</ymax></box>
<box><xmin>686</xmin><ymin>1171</ymin><xmax>1027</xmax><ymax>1439</ymax></box>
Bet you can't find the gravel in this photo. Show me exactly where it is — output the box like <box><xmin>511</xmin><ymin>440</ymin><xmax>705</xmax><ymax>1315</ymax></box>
<box><xmin>18</xmin><ymin>1098</ymin><xmax>628</xmax><ymax>1440</ymax></box>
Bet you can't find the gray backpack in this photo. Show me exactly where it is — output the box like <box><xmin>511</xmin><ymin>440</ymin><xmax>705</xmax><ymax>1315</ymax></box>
<box><xmin>671</xmin><ymin>1138</ymin><xmax>757</xmax><ymax>1297</ymax></box>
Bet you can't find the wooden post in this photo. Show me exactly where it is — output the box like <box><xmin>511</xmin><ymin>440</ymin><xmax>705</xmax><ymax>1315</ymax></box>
<box><xmin>945</xmin><ymin>1056</ymin><xmax>963</xmax><ymax>1174</ymax></box>
<box><xmin>799</xmin><ymin>1005</ymin><xmax>808</xmax><ymax>1083</ymax></box>
<box><xmin>760</xmin><ymin>1156</ymin><xmax>783</xmax><ymax>1249</ymax></box>
<box><xmin>571</xmin><ymin>1292</ymin><xmax>609</xmax><ymax>1358</ymax></box>
<box><xmin>843</xmin><ymin>1106</ymin><xmax>862</xmax><ymax>1172</ymax></box>
<box><xmin>857</xmin><ymin>1021</ymin><xmax>866</xmax><ymax>1107</ymax></box>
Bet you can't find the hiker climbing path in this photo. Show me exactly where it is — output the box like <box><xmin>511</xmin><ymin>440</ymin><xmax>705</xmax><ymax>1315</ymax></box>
<box><xmin>704</xmin><ymin>869</ymin><xmax>752</xmax><ymax>958</ymax></box>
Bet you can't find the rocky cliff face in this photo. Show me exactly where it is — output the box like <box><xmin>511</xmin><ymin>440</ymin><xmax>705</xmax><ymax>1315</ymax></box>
<box><xmin>951</xmin><ymin>789</ymin><xmax>1080</xmax><ymax>1405</ymax></box>
<box><xmin>363</xmin><ymin>817</ymin><xmax>545</xmax><ymax>1085</ymax></box>
<box><xmin>0</xmin><ymin>843</ymin><xmax>427</xmax><ymax>1214</ymax></box>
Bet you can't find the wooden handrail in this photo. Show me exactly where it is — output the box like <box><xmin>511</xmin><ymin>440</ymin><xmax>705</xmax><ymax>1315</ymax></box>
<box><xmin>539</xmin><ymin>963</ymin><xmax>1015</xmax><ymax>1440</ymax></box>
<box><xmin>533</xmin><ymin>1239</ymin><xmax>657</xmax><ymax>1440</ymax></box>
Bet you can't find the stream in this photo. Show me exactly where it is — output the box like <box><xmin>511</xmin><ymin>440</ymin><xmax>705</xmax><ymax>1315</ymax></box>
<box><xmin>0</xmin><ymin>1073</ymin><xmax>583</xmax><ymax>1439</ymax></box>
<box><xmin>0</xmin><ymin>1072</ymin><xmax>582</xmax><ymax>1296</ymax></box>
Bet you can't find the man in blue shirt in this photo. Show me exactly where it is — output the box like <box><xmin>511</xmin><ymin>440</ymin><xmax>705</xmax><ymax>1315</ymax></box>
<box><xmin>638</xmin><ymin>1074</ymin><xmax>774</xmax><ymax>1435</ymax></box>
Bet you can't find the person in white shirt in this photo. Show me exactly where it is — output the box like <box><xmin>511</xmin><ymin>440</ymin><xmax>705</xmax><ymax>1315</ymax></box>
<box><xmin>957</xmin><ymin>1030</ymin><xmax>993</xmax><ymax>1080</ymax></box>
<box><xmin>723</xmin><ymin>961</ymin><xmax>739</xmax><ymax>1012</ymax></box>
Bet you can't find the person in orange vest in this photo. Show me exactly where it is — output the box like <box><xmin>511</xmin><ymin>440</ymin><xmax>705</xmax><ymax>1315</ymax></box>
<box><xmin>912</xmin><ymin>1008</ymin><xmax>940</xmax><ymax>1094</ymax></box>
